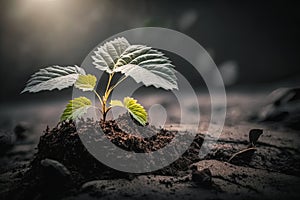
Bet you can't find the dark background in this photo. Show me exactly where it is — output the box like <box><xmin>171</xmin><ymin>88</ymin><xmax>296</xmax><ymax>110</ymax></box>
<box><xmin>0</xmin><ymin>0</ymin><xmax>299</xmax><ymax>102</ymax></box>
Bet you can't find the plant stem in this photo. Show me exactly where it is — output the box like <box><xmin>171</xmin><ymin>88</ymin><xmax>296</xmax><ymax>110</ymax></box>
<box><xmin>102</xmin><ymin>73</ymin><xmax>114</xmax><ymax>121</ymax></box>
<box><xmin>93</xmin><ymin>89</ymin><xmax>103</xmax><ymax>105</ymax></box>
<box><xmin>101</xmin><ymin>74</ymin><xmax>128</xmax><ymax>122</ymax></box>
<box><xmin>105</xmin><ymin>73</ymin><xmax>114</xmax><ymax>94</ymax></box>
<box><xmin>109</xmin><ymin>75</ymin><xmax>128</xmax><ymax>92</ymax></box>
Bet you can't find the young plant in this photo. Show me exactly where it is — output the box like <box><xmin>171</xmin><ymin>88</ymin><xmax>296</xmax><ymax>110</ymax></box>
<box><xmin>22</xmin><ymin>37</ymin><xmax>178</xmax><ymax>126</ymax></box>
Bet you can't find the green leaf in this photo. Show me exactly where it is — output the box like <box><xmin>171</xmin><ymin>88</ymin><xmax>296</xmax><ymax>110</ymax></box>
<box><xmin>75</xmin><ymin>74</ymin><xmax>97</xmax><ymax>91</ymax></box>
<box><xmin>115</xmin><ymin>64</ymin><xmax>177</xmax><ymax>90</ymax></box>
<box><xmin>92</xmin><ymin>37</ymin><xmax>130</xmax><ymax>73</ymax></box>
<box><xmin>110</xmin><ymin>100</ymin><xmax>124</xmax><ymax>107</ymax></box>
<box><xmin>91</xmin><ymin>37</ymin><xmax>178</xmax><ymax>90</ymax></box>
<box><xmin>115</xmin><ymin>45</ymin><xmax>177</xmax><ymax>90</ymax></box>
<box><xmin>110</xmin><ymin>97</ymin><xmax>148</xmax><ymax>126</ymax></box>
<box><xmin>61</xmin><ymin>96</ymin><xmax>92</xmax><ymax>121</ymax></box>
<box><xmin>22</xmin><ymin>65</ymin><xmax>86</xmax><ymax>93</ymax></box>
<box><xmin>123</xmin><ymin>97</ymin><xmax>148</xmax><ymax>126</ymax></box>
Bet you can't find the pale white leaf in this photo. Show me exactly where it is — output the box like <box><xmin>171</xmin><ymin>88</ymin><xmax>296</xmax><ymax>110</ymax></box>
<box><xmin>22</xmin><ymin>65</ymin><xmax>86</xmax><ymax>93</ymax></box>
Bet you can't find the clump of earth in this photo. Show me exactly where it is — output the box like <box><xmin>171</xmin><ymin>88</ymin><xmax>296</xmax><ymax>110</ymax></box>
<box><xmin>2</xmin><ymin>89</ymin><xmax>300</xmax><ymax>200</ymax></box>
<box><xmin>5</xmin><ymin>114</ymin><xmax>205</xmax><ymax>199</ymax></box>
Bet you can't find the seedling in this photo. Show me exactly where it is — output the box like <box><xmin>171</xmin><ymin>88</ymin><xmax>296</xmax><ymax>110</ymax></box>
<box><xmin>22</xmin><ymin>37</ymin><xmax>178</xmax><ymax>126</ymax></box>
<box><xmin>228</xmin><ymin>129</ymin><xmax>263</xmax><ymax>163</ymax></box>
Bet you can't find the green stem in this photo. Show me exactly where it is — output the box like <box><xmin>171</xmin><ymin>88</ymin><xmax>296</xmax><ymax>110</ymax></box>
<box><xmin>105</xmin><ymin>73</ymin><xmax>114</xmax><ymax>95</ymax></box>
<box><xmin>108</xmin><ymin>75</ymin><xmax>128</xmax><ymax>93</ymax></box>
<box><xmin>93</xmin><ymin>89</ymin><xmax>103</xmax><ymax>105</ymax></box>
<box><xmin>101</xmin><ymin>74</ymin><xmax>127</xmax><ymax>122</ymax></box>
<box><xmin>102</xmin><ymin>73</ymin><xmax>114</xmax><ymax>121</ymax></box>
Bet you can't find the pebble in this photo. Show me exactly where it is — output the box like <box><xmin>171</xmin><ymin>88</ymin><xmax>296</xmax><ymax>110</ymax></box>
<box><xmin>257</xmin><ymin>87</ymin><xmax>300</xmax><ymax>129</ymax></box>
<box><xmin>40</xmin><ymin>158</ymin><xmax>71</xmax><ymax>180</ymax></box>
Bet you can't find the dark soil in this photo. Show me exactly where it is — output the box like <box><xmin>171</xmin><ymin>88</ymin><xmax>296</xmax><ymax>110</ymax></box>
<box><xmin>6</xmin><ymin>114</ymin><xmax>204</xmax><ymax>199</ymax></box>
<box><xmin>1</xmin><ymin>91</ymin><xmax>300</xmax><ymax>200</ymax></box>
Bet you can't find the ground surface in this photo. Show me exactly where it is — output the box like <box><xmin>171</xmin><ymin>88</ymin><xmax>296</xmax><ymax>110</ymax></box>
<box><xmin>0</xmin><ymin>91</ymin><xmax>299</xmax><ymax>199</ymax></box>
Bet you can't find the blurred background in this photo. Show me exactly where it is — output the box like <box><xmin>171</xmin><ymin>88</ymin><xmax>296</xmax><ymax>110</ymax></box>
<box><xmin>0</xmin><ymin>0</ymin><xmax>299</xmax><ymax>103</ymax></box>
<box><xmin>1</xmin><ymin>2</ymin><xmax>300</xmax><ymax>198</ymax></box>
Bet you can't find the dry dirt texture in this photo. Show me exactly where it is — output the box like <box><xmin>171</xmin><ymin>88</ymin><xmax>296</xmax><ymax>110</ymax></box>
<box><xmin>0</xmin><ymin>92</ymin><xmax>299</xmax><ymax>200</ymax></box>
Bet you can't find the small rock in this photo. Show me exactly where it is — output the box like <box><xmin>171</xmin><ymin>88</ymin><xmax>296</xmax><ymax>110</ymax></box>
<box><xmin>32</xmin><ymin>159</ymin><xmax>73</xmax><ymax>198</ymax></box>
<box><xmin>257</xmin><ymin>87</ymin><xmax>300</xmax><ymax>129</ymax></box>
<box><xmin>191</xmin><ymin>168</ymin><xmax>212</xmax><ymax>186</ymax></box>
<box><xmin>40</xmin><ymin>158</ymin><xmax>71</xmax><ymax>181</ymax></box>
